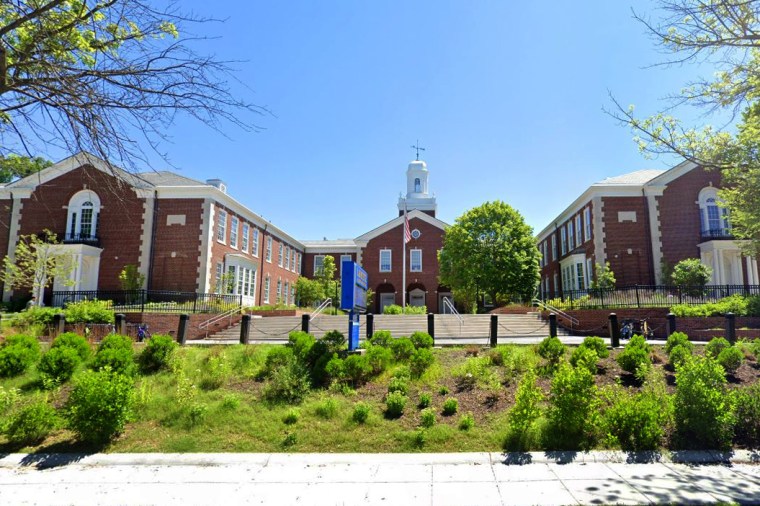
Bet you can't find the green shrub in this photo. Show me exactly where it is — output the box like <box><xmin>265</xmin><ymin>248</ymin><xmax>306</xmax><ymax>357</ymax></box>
<box><xmin>418</xmin><ymin>392</ymin><xmax>432</xmax><ymax>409</ymax></box>
<box><xmin>187</xmin><ymin>403</ymin><xmax>208</xmax><ymax>427</ymax></box>
<box><xmin>383</xmin><ymin>304</ymin><xmax>427</xmax><ymax>315</ymax></box>
<box><xmin>410</xmin><ymin>348</ymin><xmax>435</xmax><ymax>378</ymax></box>
<box><xmin>669</xmin><ymin>344</ymin><xmax>692</xmax><ymax>369</ymax></box>
<box><xmin>604</xmin><ymin>388</ymin><xmax>669</xmax><ymax>451</ymax></box>
<box><xmin>66</xmin><ymin>368</ymin><xmax>135</xmax><ymax>443</ymax></box>
<box><xmin>390</xmin><ymin>338</ymin><xmax>415</xmax><ymax>361</ymax></box>
<box><xmin>264</xmin><ymin>346</ymin><xmax>295</xmax><ymax>377</ymax></box>
<box><xmin>438</xmin><ymin>385</ymin><xmax>449</xmax><ymax>396</ymax></box>
<box><xmin>671</xmin><ymin>258</ymin><xmax>711</xmax><ymax>293</ymax></box>
<box><xmin>221</xmin><ymin>395</ymin><xmax>240</xmax><ymax>410</ymax></box>
<box><xmin>91</xmin><ymin>338</ymin><xmax>135</xmax><ymax>376</ymax></box>
<box><xmin>38</xmin><ymin>346</ymin><xmax>80</xmax><ymax>385</ymax></box>
<box><xmin>748</xmin><ymin>296</ymin><xmax>760</xmax><ymax>317</ymax></box>
<box><xmin>706</xmin><ymin>337</ymin><xmax>731</xmax><ymax>358</ymax></box>
<box><xmin>369</xmin><ymin>330</ymin><xmax>392</xmax><ymax>347</ymax></box>
<box><xmin>324</xmin><ymin>355</ymin><xmax>346</xmax><ymax>383</ymax></box>
<box><xmin>321</xmin><ymin>330</ymin><xmax>346</xmax><ymax>354</ymax></box>
<box><xmin>64</xmin><ymin>299</ymin><xmax>115</xmax><ymax>324</ymax></box>
<box><xmin>4</xmin><ymin>400</ymin><xmax>58</xmax><ymax>445</ymax></box>
<box><xmin>537</xmin><ymin>336</ymin><xmax>564</xmax><ymax>368</ymax></box>
<box><xmin>409</xmin><ymin>331</ymin><xmax>433</xmax><ymax>349</ymax></box>
<box><xmin>0</xmin><ymin>334</ymin><xmax>41</xmax><ymax>378</ymax></box>
<box><xmin>344</xmin><ymin>354</ymin><xmax>372</xmax><ymax>384</ymax></box>
<box><xmin>569</xmin><ymin>346</ymin><xmax>599</xmax><ymax>375</ymax></box>
<box><xmin>199</xmin><ymin>353</ymin><xmax>230</xmax><ymax>390</ymax></box>
<box><xmin>51</xmin><ymin>332</ymin><xmax>91</xmax><ymax>361</ymax></box>
<box><xmin>616</xmin><ymin>335</ymin><xmax>651</xmax><ymax>375</ymax></box>
<box><xmin>674</xmin><ymin>355</ymin><xmax>734</xmax><ymax>449</ymax></box>
<box><xmin>283</xmin><ymin>408</ymin><xmax>300</xmax><ymax>425</ymax></box>
<box><xmin>388</xmin><ymin>376</ymin><xmax>409</xmax><ymax>395</ymax></box>
<box><xmin>545</xmin><ymin>362</ymin><xmax>599</xmax><ymax>450</ymax></box>
<box><xmin>442</xmin><ymin>397</ymin><xmax>459</xmax><ymax>416</ymax></box>
<box><xmin>458</xmin><ymin>412</ymin><xmax>475</xmax><ymax>431</ymax></box>
<box><xmin>505</xmin><ymin>370</ymin><xmax>543</xmax><ymax>451</ymax></box>
<box><xmin>138</xmin><ymin>334</ymin><xmax>177</xmax><ymax>374</ymax></box>
<box><xmin>287</xmin><ymin>331</ymin><xmax>315</xmax><ymax>364</ymax></box>
<box><xmin>420</xmin><ymin>407</ymin><xmax>436</xmax><ymax>428</ymax></box>
<box><xmin>365</xmin><ymin>344</ymin><xmax>392</xmax><ymax>374</ymax></box>
<box><xmin>665</xmin><ymin>332</ymin><xmax>693</xmax><ymax>356</ymax></box>
<box><xmin>352</xmin><ymin>402</ymin><xmax>370</xmax><ymax>423</ymax></box>
<box><xmin>314</xmin><ymin>397</ymin><xmax>338</xmax><ymax>419</ymax></box>
<box><xmin>671</xmin><ymin>294</ymin><xmax>750</xmax><ymax>317</ymax></box>
<box><xmin>385</xmin><ymin>391</ymin><xmax>407</xmax><ymax>418</ymax></box>
<box><xmin>412</xmin><ymin>428</ymin><xmax>426</xmax><ymax>448</ymax></box>
<box><xmin>734</xmin><ymin>383</ymin><xmax>760</xmax><ymax>447</ymax></box>
<box><xmin>264</xmin><ymin>361</ymin><xmax>311</xmax><ymax>404</ymax></box>
<box><xmin>452</xmin><ymin>356</ymin><xmax>500</xmax><ymax>391</ymax></box>
<box><xmin>717</xmin><ymin>346</ymin><xmax>744</xmax><ymax>374</ymax></box>
<box><xmin>580</xmin><ymin>337</ymin><xmax>609</xmax><ymax>359</ymax></box>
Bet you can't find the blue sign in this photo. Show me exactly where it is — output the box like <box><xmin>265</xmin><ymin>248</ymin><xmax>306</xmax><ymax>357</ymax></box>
<box><xmin>341</xmin><ymin>260</ymin><xmax>368</xmax><ymax>312</ymax></box>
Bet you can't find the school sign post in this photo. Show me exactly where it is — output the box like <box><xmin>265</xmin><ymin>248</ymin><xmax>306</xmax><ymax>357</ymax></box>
<box><xmin>340</xmin><ymin>260</ymin><xmax>368</xmax><ymax>351</ymax></box>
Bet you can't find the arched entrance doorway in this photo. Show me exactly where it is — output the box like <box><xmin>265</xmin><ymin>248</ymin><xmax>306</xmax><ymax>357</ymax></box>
<box><xmin>407</xmin><ymin>283</ymin><xmax>426</xmax><ymax>309</ymax></box>
<box><xmin>375</xmin><ymin>283</ymin><xmax>396</xmax><ymax>314</ymax></box>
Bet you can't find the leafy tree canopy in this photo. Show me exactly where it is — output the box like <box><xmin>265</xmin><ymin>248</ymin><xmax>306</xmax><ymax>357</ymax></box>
<box><xmin>0</xmin><ymin>154</ymin><xmax>51</xmax><ymax>183</ymax></box>
<box><xmin>438</xmin><ymin>200</ymin><xmax>540</xmax><ymax>307</ymax></box>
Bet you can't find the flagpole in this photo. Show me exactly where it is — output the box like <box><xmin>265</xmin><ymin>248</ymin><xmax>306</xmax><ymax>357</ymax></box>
<box><xmin>402</xmin><ymin>198</ymin><xmax>407</xmax><ymax>311</ymax></box>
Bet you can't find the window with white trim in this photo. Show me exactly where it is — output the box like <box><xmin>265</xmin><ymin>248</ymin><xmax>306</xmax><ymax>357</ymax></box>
<box><xmin>698</xmin><ymin>187</ymin><xmax>731</xmax><ymax>236</ymax></box>
<box><xmin>297</xmin><ymin>253</ymin><xmax>302</xmax><ymax>273</ymax></box>
<box><xmin>291</xmin><ymin>286</ymin><xmax>295</xmax><ymax>305</ymax></box>
<box><xmin>410</xmin><ymin>249</ymin><xmax>422</xmax><ymax>272</ymax></box>
<box><xmin>276</xmin><ymin>278</ymin><xmax>282</xmax><ymax>303</ymax></box>
<box><xmin>283</xmin><ymin>282</ymin><xmax>289</xmax><ymax>305</ymax></box>
<box><xmin>214</xmin><ymin>262</ymin><xmax>223</xmax><ymax>294</ymax></box>
<box><xmin>340</xmin><ymin>254</ymin><xmax>352</xmax><ymax>267</ymax></box>
<box><xmin>66</xmin><ymin>190</ymin><xmax>101</xmax><ymax>240</ymax></box>
<box><xmin>575</xmin><ymin>215</ymin><xmax>582</xmax><ymax>247</ymax></box>
<box><xmin>266</xmin><ymin>236</ymin><xmax>272</xmax><ymax>262</ymax></box>
<box><xmin>216</xmin><ymin>209</ymin><xmax>227</xmax><ymax>243</ymax></box>
<box><xmin>284</xmin><ymin>246</ymin><xmax>290</xmax><ymax>270</ymax></box>
<box><xmin>264</xmin><ymin>276</ymin><xmax>270</xmax><ymax>303</ymax></box>
<box><xmin>291</xmin><ymin>250</ymin><xmax>297</xmax><ymax>272</ymax></box>
<box><xmin>252</xmin><ymin>229</ymin><xmax>259</xmax><ymax>256</ymax></box>
<box><xmin>226</xmin><ymin>265</ymin><xmax>236</xmax><ymax>294</ymax></box>
<box><xmin>568</xmin><ymin>221</ymin><xmax>574</xmax><ymax>251</ymax></box>
<box><xmin>242</xmin><ymin>223</ymin><xmax>250</xmax><ymax>253</ymax></box>
<box><xmin>560</xmin><ymin>228</ymin><xmax>567</xmax><ymax>255</ymax></box>
<box><xmin>314</xmin><ymin>255</ymin><xmax>325</xmax><ymax>275</ymax></box>
<box><xmin>230</xmin><ymin>216</ymin><xmax>239</xmax><ymax>248</ymax></box>
<box><xmin>586</xmin><ymin>257</ymin><xmax>594</xmax><ymax>289</ymax></box>
<box><xmin>576</xmin><ymin>262</ymin><xmax>585</xmax><ymax>290</ymax></box>
<box><xmin>379</xmin><ymin>249</ymin><xmax>392</xmax><ymax>272</ymax></box>
<box><xmin>553</xmin><ymin>273</ymin><xmax>558</xmax><ymax>294</ymax></box>
<box><xmin>278</xmin><ymin>243</ymin><xmax>283</xmax><ymax>267</ymax></box>
<box><xmin>584</xmin><ymin>207</ymin><xmax>592</xmax><ymax>242</ymax></box>
<box><xmin>551</xmin><ymin>235</ymin><xmax>557</xmax><ymax>261</ymax></box>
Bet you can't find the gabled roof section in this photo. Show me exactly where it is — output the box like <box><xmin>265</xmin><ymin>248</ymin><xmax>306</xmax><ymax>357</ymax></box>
<box><xmin>644</xmin><ymin>160</ymin><xmax>699</xmax><ymax>187</ymax></box>
<box><xmin>593</xmin><ymin>169</ymin><xmax>665</xmax><ymax>186</ymax></box>
<box><xmin>355</xmin><ymin>210</ymin><xmax>448</xmax><ymax>243</ymax></box>
<box><xmin>135</xmin><ymin>171</ymin><xmax>206</xmax><ymax>187</ymax></box>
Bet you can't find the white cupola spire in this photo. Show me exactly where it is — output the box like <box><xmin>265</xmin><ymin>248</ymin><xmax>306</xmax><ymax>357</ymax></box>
<box><xmin>398</xmin><ymin>150</ymin><xmax>437</xmax><ymax>217</ymax></box>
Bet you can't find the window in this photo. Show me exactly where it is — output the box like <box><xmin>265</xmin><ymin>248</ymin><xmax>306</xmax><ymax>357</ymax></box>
<box><xmin>553</xmin><ymin>273</ymin><xmax>558</xmax><ymax>294</ymax></box>
<box><xmin>699</xmin><ymin>187</ymin><xmax>731</xmax><ymax>236</ymax></box>
<box><xmin>214</xmin><ymin>263</ymin><xmax>223</xmax><ymax>294</ymax></box>
<box><xmin>283</xmin><ymin>282</ymin><xmax>289</xmax><ymax>305</ymax></box>
<box><xmin>235</xmin><ymin>267</ymin><xmax>255</xmax><ymax>297</ymax></box>
<box><xmin>314</xmin><ymin>255</ymin><xmax>325</xmax><ymax>275</ymax></box>
<box><xmin>414</xmin><ymin>178</ymin><xmax>421</xmax><ymax>193</ymax></box>
<box><xmin>266</xmin><ymin>236</ymin><xmax>272</xmax><ymax>262</ymax></box>
<box><xmin>551</xmin><ymin>235</ymin><xmax>557</xmax><ymax>261</ymax></box>
<box><xmin>291</xmin><ymin>286</ymin><xmax>295</xmax><ymax>305</ymax></box>
<box><xmin>216</xmin><ymin>209</ymin><xmax>227</xmax><ymax>243</ymax></box>
<box><xmin>576</xmin><ymin>262</ymin><xmax>585</xmax><ymax>290</ymax></box>
<box><xmin>264</xmin><ymin>276</ymin><xmax>270</xmax><ymax>303</ymax></box>
<box><xmin>242</xmin><ymin>223</ymin><xmax>249</xmax><ymax>253</ymax></box>
<box><xmin>560</xmin><ymin>228</ymin><xmax>567</xmax><ymax>255</ymax></box>
<box><xmin>575</xmin><ymin>215</ymin><xmax>582</xmax><ymax>247</ymax></box>
<box><xmin>226</xmin><ymin>265</ymin><xmax>236</xmax><ymax>294</ymax></box>
<box><xmin>584</xmin><ymin>207</ymin><xmax>592</xmax><ymax>242</ymax></box>
<box><xmin>278</xmin><ymin>243</ymin><xmax>283</xmax><ymax>267</ymax></box>
<box><xmin>297</xmin><ymin>253</ymin><xmax>302</xmax><ymax>273</ymax></box>
<box><xmin>230</xmin><ymin>216</ymin><xmax>239</xmax><ymax>248</ymax></box>
<box><xmin>66</xmin><ymin>190</ymin><xmax>101</xmax><ymax>240</ymax></box>
<box><xmin>291</xmin><ymin>250</ymin><xmax>297</xmax><ymax>272</ymax></box>
<box><xmin>379</xmin><ymin>249</ymin><xmax>392</xmax><ymax>272</ymax></box>
<box><xmin>410</xmin><ymin>249</ymin><xmax>422</xmax><ymax>272</ymax></box>
<box><xmin>252</xmin><ymin>229</ymin><xmax>259</xmax><ymax>256</ymax></box>
<box><xmin>340</xmin><ymin>254</ymin><xmax>352</xmax><ymax>266</ymax></box>
<box><xmin>411</xmin><ymin>229</ymin><xmax>421</xmax><ymax>239</ymax></box>
<box><xmin>276</xmin><ymin>279</ymin><xmax>282</xmax><ymax>303</ymax></box>
<box><xmin>284</xmin><ymin>246</ymin><xmax>290</xmax><ymax>270</ymax></box>
<box><xmin>568</xmin><ymin>221</ymin><xmax>574</xmax><ymax>251</ymax></box>
<box><xmin>586</xmin><ymin>258</ymin><xmax>594</xmax><ymax>289</ymax></box>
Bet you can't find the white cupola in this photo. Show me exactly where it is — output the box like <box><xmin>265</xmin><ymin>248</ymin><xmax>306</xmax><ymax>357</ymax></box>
<box><xmin>398</xmin><ymin>159</ymin><xmax>437</xmax><ymax>217</ymax></box>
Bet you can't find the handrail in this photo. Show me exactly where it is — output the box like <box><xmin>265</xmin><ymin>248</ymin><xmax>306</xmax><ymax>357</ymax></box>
<box><xmin>533</xmin><ymin>298</ymin><xmax>579</xmax><ymax>327</ymax></box>
<box><xmin>310</xmin><ymin>298</ymin><xmax>332</xmax><ymax>320</ymax></box>
<box><xmin>199</xmin><ymin>305</ymin><xmax>242</xmax><ymax>337</ymax></box>
<box><xmin>442</xmin><ymin>297</ymin><xmax>463</xmax><ymax>324</ymax></box>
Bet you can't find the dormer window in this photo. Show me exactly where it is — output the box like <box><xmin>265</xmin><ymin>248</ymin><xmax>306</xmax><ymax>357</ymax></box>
<box><xmin>66</xmin><ymin>190</ymin><xmax>101</xmax><ymax>242</ymax></box>
<box><xmin>699</xmin><ymin>187</ymin><xmax>731</xmax><ymax>239</ymax></box>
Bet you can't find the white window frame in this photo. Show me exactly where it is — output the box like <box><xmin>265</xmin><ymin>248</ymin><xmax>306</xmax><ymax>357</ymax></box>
<box><xmin>551</xmin><ymin>235</ymin><xmax>557</xmax><ymax>261</ymax></box>
<box><xmin>214</xmin><ymin>262</ymin><xmax>223</xmax><ymax>294</ymax></box>
<box><xmin>410</xmin><ymin>249</ymin><xmax>422</xmax><ymax>272</ymax></box>
<box><xmin>297</xmin><ymin>253</ymin><xmax>302</xmax><ymax>274</ymax></box>
<box><xmin>314</xmin><ymin>255</ymin><xmax>325</xmax><ymax>275</ymax></box>
<box><xmin>568</xmin><ymin>221</ymin><xmax>574</xmax><ymax>251</ymax></box>
<box><xmin>586</xmin><ymin>257</ymin><xmax>594</xmax><ymax>289</ymax></box>
<box><xmin>283</xmin><ymin>281</ymin><xmax>289</xmax><ymax>305</ymax></box>
<box><xmin>584</xmin><ymin>207</ymin><xmax>592</xmax><ymax>242</ymax></box>
<box><xmin>66</xmin><ymin>190</ymin><xmax>102</xmax><ymax>241</ymax></box>
<box><xmin>560</xmin><ymin>228</ymin><xmax>567</xmax><ymax>255</ymax></box>
<box><xmin>264</xmin><ymin>276</ymin><xmax>270</xmax><ymax>303</ymax></box>
<box><xmin>291</xmin><ymin>250</ymin><xmax>297</xmax><ymax>272</ymax></box>
<box><xmin>575</xmin><ymin>215</ymin><xmax>582</xmax><ymax>247</ymax></box>
<box><xmin>242</xmin><ymin>223</ymin><xmax>250</xmax><ymax>253</ymax></box>
<box><xmin>278</xmin><ymin>243</ymin><xmax>283</xmax><ymax>267</ymax></box>
<box><xmin>266</xmin><ymin>236</ymin><xmax>272</xmax><ymax>263</ymax></box>
<box><xmin>216</xmin><ymin>209</ymin><xmax>227</xmax><ymax>243</ymax></box>
<box><xmin>379</xmin><ymin>249</ymin><xmax>392</xmax><ymax>272</ymax></box>
<box><xmin>285</xmin><ymin>246</ymin><xmax>291</xmax><ymax>270</ymax></box>
<box><xmin>252</xmin><ymin>229</ymin><xmax>259</xmax><ymax>257</ymax></box>
<box><xmin>276</xmin><ymin>278</ymin><xmax>282</xmax><ymax>303</ymax></box>
<box><xmin>230</xmin><ymin>216</ymin><xmax>239</xmax><ymax>249</ymax></box>
<box><xmin>340</xmin><ymin>254</ymin><xmax>352</xmax><ymax>267</ymax></box>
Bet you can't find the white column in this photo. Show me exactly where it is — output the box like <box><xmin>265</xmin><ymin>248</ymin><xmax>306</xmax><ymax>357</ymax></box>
<box><xmin>751</xmin><ymin>256</ymin><xmax>760</xmax><ymax>285</ymax></box>
<box><xmin>716</xmin><ymin>249</ymin><xmax>726</xmax><ymax>285</ymax></box>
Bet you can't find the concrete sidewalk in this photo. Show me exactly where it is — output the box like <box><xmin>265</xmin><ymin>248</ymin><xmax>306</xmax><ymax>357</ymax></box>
<box><xmin>1</xmin><ymin>451</ymin><xmax>759</xmax><ymax>505</ymax></box>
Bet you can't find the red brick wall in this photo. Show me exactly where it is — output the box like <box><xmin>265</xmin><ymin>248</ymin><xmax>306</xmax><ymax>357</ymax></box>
<box><xmin>363</xmin><ymin>217</ymin><xmax>444</xmax><ymax>313</ymax></box>
<box><xmin>0</xmin><ymin>198</ymin><xmax>13</xmax><ymax>294</ymax></box>
<box><xmin>539</xmin><ymin>201</ymin><xmax>595</xmax><ymax>296</ymax></box>
<box><xmin>601</xmin><ymin>196</ymin><xmax>653</xmax><ymax>286</ymax></box>
<box><xmin>124</xmin><ymin>312</ymin><xmax>243</xmax><ymax>340</ymax></box>
<box><xmin>302</xmin><ymin>252</ymin><xmax>356</xmax><ymax>279</ymax></box>
<box><xmin>150</xmin><ymin>198</ymin><xmax>204</xmax><ymax>292</ymax></box>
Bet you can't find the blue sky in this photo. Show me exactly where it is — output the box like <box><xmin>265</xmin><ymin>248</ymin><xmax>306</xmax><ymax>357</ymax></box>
<box><xmin>54</xmin><ymin>1</ymin><xmax>727</xmax><ymax>240</ymax></box>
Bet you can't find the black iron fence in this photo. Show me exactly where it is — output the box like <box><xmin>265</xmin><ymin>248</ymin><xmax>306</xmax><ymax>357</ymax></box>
<box><xmin>51</xmin><ymin>290</ymin><xmax>242</xmax><ymax>314</ymax></box>
<box><xmin>539</xmin><ymin>284</ymin><xmax>760</xmax><ymax>310</ymax></box>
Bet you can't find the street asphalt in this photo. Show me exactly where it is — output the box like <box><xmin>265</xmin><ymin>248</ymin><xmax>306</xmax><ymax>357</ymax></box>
<box><xmin>1</xmin><ymin>451</ymin><xmax>759</xmax><ymax>505</ymax></box>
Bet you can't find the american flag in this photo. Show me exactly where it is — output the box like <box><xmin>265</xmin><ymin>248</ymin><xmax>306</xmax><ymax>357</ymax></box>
<box><xmin>404</xmin><ymin>210</ymin><xmax>411</xmax><ymax>243</ymax></box>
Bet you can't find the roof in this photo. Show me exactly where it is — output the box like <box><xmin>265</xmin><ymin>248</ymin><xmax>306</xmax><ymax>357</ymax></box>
<box><xmin>135</xmin><ymin>171</ymin><xmax>207</xmax><ymax>187</ymax></box>
<box><xmin>593</xmin><ymin>169</ymin><xmax>665</xmax><ymax>186</ymax></box>
<box><xmin>301</xmin><ymin>239</ymin><xmax>358</xmax><ymax>248</ymax></box>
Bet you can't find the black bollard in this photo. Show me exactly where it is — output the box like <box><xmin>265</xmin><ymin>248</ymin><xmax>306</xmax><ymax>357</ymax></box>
<box><xmin>549</xmin><ymin>313</ymin><xmax>558</xmax><ymax>338</ymax></box>
<box><xmin>366</xmin><ymin>313</ymin><xmax>374</xmax><ymax>339</ymax></box>
<box><xmin>53</xmin><ymin>313</ymin><xmax>65</xmax><ymax>337</ymax></box>
<box><xmin>726</xmin><ymin>312</ymin><xmax>736</xmax><ymax>345</ymax></box>
<box><xmin>177</xmin><ymin>313</ymin><xmax>189</xmax><ymax>345</ymax></box>
<box><xmin>490</xmin><ymin>314</ymin><xmax>498</xmax><ymax>347</ymax></box>
<box><xmin>240</xmin><ymin>314</ymin><xmax>251</xmax><ymax>344</ymax></box>
<box><xmin>666</xmin><ymin>313</ymin><xmax>677</xmax><ymax>337</ymax></box>
<box><xmin>609</xmin><ymin>313</ymin><xmax>620</xmax><ymax>348</ymax></box>
<box><xmin>301</xmin><ymin>313</ymin><xmax>310</xmax><ymax>334</ymax></box>
<box><xmin>115</xmin><ymin>313</ymin><xmax>126</xmax><ymax>335</ymax></box>
<box><xmin>427</xmin><ymin>313</ymin><xmax>435</xmax><ymax>343</ymax></box>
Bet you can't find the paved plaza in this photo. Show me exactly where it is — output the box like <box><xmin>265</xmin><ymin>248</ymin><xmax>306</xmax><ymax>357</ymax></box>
<box><xmin>1</xmin><ymin>451</ymin><xmax>759</xmax><ymax>505</ymax></box>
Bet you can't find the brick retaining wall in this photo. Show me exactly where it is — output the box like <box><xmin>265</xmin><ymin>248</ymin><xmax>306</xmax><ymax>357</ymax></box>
<box><xmin>124</xmin><ymin>313</ymin><xmax>243</xmax><ymax>340</ymax></box>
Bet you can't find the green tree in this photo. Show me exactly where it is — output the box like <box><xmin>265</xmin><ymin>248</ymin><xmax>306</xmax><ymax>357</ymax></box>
<box><xmin>590</xmin><ymin>262</ymin><xmax>616</xmax><ymax>290</ymax></box>
<box><xmin>0</xmin><ymin>231</ymin><xmax>75</xmax><ymax>302</ymax></box>
<box><xmin>438</xmin><ymin>201</ymin><xmax>540</xmax><ymax>307</ymax></box>
<box><xmin>0</xmin><ymin>1</ymin><xmax>263</xmax><ymax>169</ymax></box>
<box><xmin>671</xmin><ymin>258</ymin><xmax>712</xmax><ymax>294</ymax></box>
<box><xmin>118</xmin><ymin>264</ymin><xmax>145</xmax><ymax>291</ymax></box>
<box><xmin>315</xmin><ymin>256</ymin><xmax>340</xmax><ymax>312</ymax></box>
<box><xmin>0</xmin><ymin>155</ymin><xmax>52</xmax><ymax>183</ymax></box>
<box><xmin>295</xmin><ymin>276</ymin><xmax>325</xmax><ymax>307</ymax></box>
<box><xmin>612</xmin><ymin>0</ymin><xmax>760</xmax><ymax>255</ymax></box>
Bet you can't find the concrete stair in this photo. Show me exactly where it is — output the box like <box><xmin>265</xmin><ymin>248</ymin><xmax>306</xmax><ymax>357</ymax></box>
<box><xmin>202</xmin><ymin>312</ymin><xmax>569</xmax><ymax>342</ymax></box>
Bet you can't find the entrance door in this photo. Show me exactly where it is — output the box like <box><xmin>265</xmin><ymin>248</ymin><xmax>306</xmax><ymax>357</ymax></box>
<box><xmin>439</xmin><ymin>293</ymin><xmax>454</xmax><ymax>314</ymax></box>
<box><xmin>379</xmin><ymin>293</ymin><xmax>396</xmax><ymax>313</ymax></box>
<box><xmin>409</xmin><ymin>288</ymin><xmax>425</xmax><ymax>308</ymax></box>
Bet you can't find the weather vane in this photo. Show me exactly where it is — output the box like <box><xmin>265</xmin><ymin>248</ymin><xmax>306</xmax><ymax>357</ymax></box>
<box><xmin>411</xmin><ymin>140</ymin><xmax>426</xmax><ymax>160</ymax></box>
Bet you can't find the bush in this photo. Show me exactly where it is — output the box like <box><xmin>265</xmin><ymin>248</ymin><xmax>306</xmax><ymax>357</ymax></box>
<box><xmin>390</xmin><ymin>337</ymin><xmax>415</xmax><ymax>361</ymax></box>
<box><xmin>385</xmin><ymin>391</ymin><xmax>407</xmax><ymax>418</ymax></box>
<box><xmin>545</xmin><ymin>363</ymin><xmax>599</xmax><ymax>450</ymax></box>
<box><xmin>388</xmin><ymin>376</ymin><xmax>409</xmax><ymax>396</ymax></box>
<box><xmin>706</xmin><ymin>337</ymin><xmax>731</xmax><ymax>359</ymax></box>
<box><xmin>674</xmin><ymin>355</ymin><xmax>734</xmax><ymax>449</ymax></box>
<box><xmin>64</xmin><ymin>299</ymin><xmax>115</xmax><ymax>324</ymax></box>
<box><xmin>264</xmin><ymin>361</ymin><xmax>311</xmax><ymax>404</ymax></box>
<box><xmin>287</xmin><ymin>331</ymin><xmax>315</xmax><ymax>364</ymax></box>
<box><xmin>420</xmin><ymin>407</ymin><xmax>436</xmax><ymax>428</ymax></box>
<box><xmin>264</xmin><ymin>346</ymin><xmax>295</xmax><ymax>377</ymax></box>
<box><xmin>314</xmin><ymin>397</ymin><xmax>338</xmax><ymax>419</ymax></box>
<box><xmin>671</xmin><ymin>258</ymin><xmax>711</xmax><ymax>293</ymax></box>
<box><xmin>369</xmin><ymin>330</ymin><xmax>393</xmax><ymax>347</ymax></box>
<box><xmin>91</xmin><ymin>336</ymin><xmax>135</xmax><ymax>376</ymax></box>
<box><xmin>442</xmin><ymin>397</ymin><xmax>459</xmax><ymax>416</ymax></box>
<box><xmin>199</xmin><ymin>353</ymin><xmax>230</xmax><ymax>390</ymax></box>
<box><xmin>665</xmin><ymin>332</ymin><xmax>693</xmax><ymax>356</ymax></box>
<box><xmin>283</xmin><ymin>408</ymin><xmax>300</xmax><ymax>425</ymax></box>
<box><xmin>0</xmin><ymin>334</ymin><xmax>41</xmax><ymax>378</ymax></box>
<box><xmin>671</xmin><ymin>294</ymin><xmax>749</xmax><ymax>317</ymax></box>
<box><xmin>383</xmin><ymin>304</ymin><xmax>427</xmax><ymax>315</ymax></box>
<box><xmin>321</xmin><ymin>330</ymin><xmax>346</xmax><ymax>354</ymax></box>
<box><xmin>438</xmin><ymin>385</ymin><xmax>449</xmax><ymax>395</ymax></box>
<box><xmin>604</xmin><ymin>389</ymin><xmax>669</xmax><ymax>451</ymax></box>
<box><xmin>418</xmin><ymin>392</ymin><xmax>432</xmax><ymax>409</ymax></box>
<box><xmin>717</xmin><ymin>346</ymin><xmax>744</xmax><ymax>374</ymax></box>
<box><xmin>459</xmin><ymin>412</ymin><xmax>475</xmax><ymax>431</ymax></box>
<box><xmin>569</xmin><ymin>346</ymin><xmax>599</xmax><ymax>375</ymax></box>
<box><xmin>505</xmin><ymin>370</ymin><xmax>543</xmax><ymax>451</ymax></box>
<box><xmin>669</xmin><ymin>344</ymin><xmax>692</xmax><ymax>369</ymax></box>
<box><xmin>4</xmin><ymin>400</ymin><xmax>58</xmax><ymax>445</ymax></box>
<box><xmin>409</xmin><ymin>331</ymin><xmax>433</xmax><ymax>349</ymax></box>
<box><xmin>324</xmin><ymin>355</ymin><xmax>346</xmax><ymax>384</ymax></box>
<box><xmin>579</xmin><ymin>337</ymin><xmax>609</xmax><ymax>358</ymax></box>
<box><xmin>344</xmin><ymin>354</ymin><xmax>372</xmax><ymax>385</ymax></box>
<box><xmin>365</xmin><ymin>344</ymin><xmax>392</xmax><ymax>374</ymax></box>
<box><xmin>38</xmin><ymin>346</ymin><xmax>80</xmax><ymax>385</ymax></box>
<box><xmin>410</xmin><ymin>348</ymin><xmax>435</xmax><ymax>378</ymax></box>
<box><xmin>51</xmin><ymin>332</ymin><xmax>91</xmax><ymax>361</ymax></box>
<box><xmin>138</xmin><ymin>334</ymin><xmax>177</xmax><ymax>374</ymax></box>
<box><xmin>352</xmin><ymin>402</ymin><xmax>370</xmax><ymax>423</ymax></box>
<box><xmin>616</xmin><ymin>335</ymin><xmax>651</xmax><ymax>375</ymax></box>
<box><xmin>452</xmin><ymin>356</ymin><xmax>500</xmax><ymax>391</ymax></box>
<box><xmin>748</xmin><ymin>296</ymin><xmax>760</xmax><ymax>317</ymax></box>
<box><xmin>537</xmin><ymin>336</ymin><xmax>564</xmax><ymax>368</ymax></box>
<box><xmin>66</xmin><ymin>368</ymin><xmax>135</xmax><ymax>443</ymax></box>
<box><xmin>734</xmin><ymin>383</ymin><xmax>760</xmax><ymax>447</ymax></box>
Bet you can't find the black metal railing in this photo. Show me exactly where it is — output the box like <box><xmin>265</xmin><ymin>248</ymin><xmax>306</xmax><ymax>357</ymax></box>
<box><xmin>51</xmin><ymin>290</ymin><xmax>243</xmax><ymax>313</ymax></box>
<box><xmin>700</xmin><ymin>228</ymin><xmax>733</xmax><ymax>240</ymax></box>
<box><xmin>538</xmin><ymin>284</ymin><xmax>760</xmax><ymax>310</ymax></box>
<box><xmin>62</xmin><ymin>233</ymin><xmax>100</xmax><ymax>247</ymax></box>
